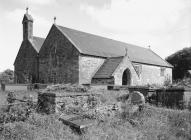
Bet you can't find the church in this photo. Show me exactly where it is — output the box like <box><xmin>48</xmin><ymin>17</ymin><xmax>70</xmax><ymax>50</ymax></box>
<box><xmin>14</xmin><ymin>10</ymin><xmax>173</xmax><ymax>86</ymax></box>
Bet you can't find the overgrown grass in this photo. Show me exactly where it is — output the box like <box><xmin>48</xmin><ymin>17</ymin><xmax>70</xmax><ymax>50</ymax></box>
<box><xmin>0</xmin><ymin>86</ymin><xmax>191</xmax><ymax>140</ymax></box>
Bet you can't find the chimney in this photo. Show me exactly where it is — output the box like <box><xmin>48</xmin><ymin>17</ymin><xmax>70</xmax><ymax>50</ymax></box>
<box><xmin>22</xmin><ymin>7</ymin><xmax>33</xmax><ymax>41</ymax></box>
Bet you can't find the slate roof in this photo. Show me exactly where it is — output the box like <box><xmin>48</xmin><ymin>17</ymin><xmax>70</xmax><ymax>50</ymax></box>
<box><xmin>31</xmin><ymin>36</ymin><xmax>45</xmax><ymax>53</ymax></box>
<box><xmin>56</xmin><ymin>25</ymin><xmax>173</xmax><ymax>68</ymax></box>
<box><xmin>93</xmin><ymin>57</ymin><xmax>124</xmax><ymax>79</ymax></box>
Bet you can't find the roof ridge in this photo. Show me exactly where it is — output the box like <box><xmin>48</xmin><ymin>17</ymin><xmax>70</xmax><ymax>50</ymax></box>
<box><xmin>56</xmin><ymin>25</ymin><xmax>147</xmax><ymax>50</ymax></box>
<box><xmin>55</xmin><ymin>24</ymin><xmax>172</xmax><ymax>68</ymax></box>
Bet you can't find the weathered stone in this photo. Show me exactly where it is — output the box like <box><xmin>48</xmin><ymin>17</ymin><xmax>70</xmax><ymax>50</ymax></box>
<box><xmin>79</xmin><ymin>55</ymin><xmax>105</xmax><ymax>84</ymax></box>
<box><xmin>14</xmin><ymin>40</ymin><xmax>39</xmax><ymax>83</ymax></box>
<box><xmin>129</xmin><ymin>91</ymin><xmax>145</xmax><ymax>105</ymax></box>
<box><xmin>15</xmin><ymin>13</ymin><xmax>173</xmax><ymax>86</ymax></box>
<box><xmin>39</xmin><ymin>25</ymin><xmax>79</xmax><ymax>84</ymax></box>
<box><xmin>59</xmin><ymin>114</ymin><xmax>96</xmax><ymax>134</ymax></box>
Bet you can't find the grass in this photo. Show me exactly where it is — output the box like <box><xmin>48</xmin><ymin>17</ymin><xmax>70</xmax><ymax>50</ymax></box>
<box><xmin>0</xmin><ymin>85</ymin><xmax>191</xmax><ymax>140</ymax></box>
<box><xmin>1</xmin><ymin>104</ymin><xmax>191</xmax><ymax>140</ymax></box>
<box><xmin>0</xmin><ymin>90</ymin><xmax>38</xmax><ymax>104</ymax></box>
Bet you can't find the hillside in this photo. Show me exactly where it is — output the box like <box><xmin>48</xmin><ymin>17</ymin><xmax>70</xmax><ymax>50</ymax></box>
<box><xmin>166</xmin><ymin>47</ymin><xmax>191</xmax><ymax>80</ymax></box>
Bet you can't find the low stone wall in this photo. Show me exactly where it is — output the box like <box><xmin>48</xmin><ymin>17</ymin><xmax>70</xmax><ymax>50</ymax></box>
<box><xmin>155</xmin><ymin>88</ymin><xmax>185</xmax><ymax>109</ymax></box>
<box><xmin>1</xmin><ymin>84</ymin><xmax>28</xmax><ymax>91</ymax></box>
<box><xmin>107</xmin><ymin>85</ymin><xmax>185</xmax><ymax>109</ymax></box>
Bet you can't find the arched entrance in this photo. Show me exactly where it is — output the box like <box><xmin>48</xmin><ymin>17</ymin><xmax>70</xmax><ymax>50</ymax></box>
<box><xmin>122</xmin><ymin>68</ymin><xmax>131</xmax><ymax>85</ymax></box>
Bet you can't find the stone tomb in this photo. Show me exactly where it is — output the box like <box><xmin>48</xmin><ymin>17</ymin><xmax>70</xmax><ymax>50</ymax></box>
<box><xmin>59</xmin><ymin>114</ymin><xmax>96</xmax><ymax>134</ymax></box>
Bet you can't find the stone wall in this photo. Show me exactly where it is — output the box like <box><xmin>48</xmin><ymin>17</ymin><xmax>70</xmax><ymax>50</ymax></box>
<box><xmin>136</xmin><ymin>63</ymin><xmax>172</xmax><ymax>86</ymax></box>
<box><xmin>14</xmin><ymin>40</ymin><xmax>38</xmax><ymax>83</ymax></box>
<box><xmin>113</xmin><ymin>56</ymin><xmax>140</xmax><ymax>85</ymax></box>
<box><xmin>39</xmin><ymin>25</ymin><xmax>80</xmax><ymax>84</ymax></box>
<box><xmin>113</xmin><ymin>56</ymin><xmax>172</xmax><ymax>86</ymax></box>
<box><xmin>79</xmin><ymin>55</ymin><xmax>105</xmax><ymax>84</ymax></box>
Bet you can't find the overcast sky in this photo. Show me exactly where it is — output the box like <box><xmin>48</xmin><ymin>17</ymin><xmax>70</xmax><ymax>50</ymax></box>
<box><xmin>0</xmin><ymin>0</ymin><xmax>190</xmax><ymax>71</ymax></box>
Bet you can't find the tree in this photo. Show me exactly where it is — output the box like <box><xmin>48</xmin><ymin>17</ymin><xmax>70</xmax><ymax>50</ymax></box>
<box><xmin>0</xmin><ymin>69</ymin><xmax>14</xmax><ymax>84</ymax></box>
<box><xmin>166</xmin><ymin>47</ymin><xmax>191</xmax><ymax>80</ymax></box>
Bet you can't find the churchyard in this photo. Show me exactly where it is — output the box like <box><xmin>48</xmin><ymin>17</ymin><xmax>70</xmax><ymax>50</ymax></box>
<box><xmin>0</xmin><ymin>84</ymin><xmax>191</xmax><ymax>140</ymax></box>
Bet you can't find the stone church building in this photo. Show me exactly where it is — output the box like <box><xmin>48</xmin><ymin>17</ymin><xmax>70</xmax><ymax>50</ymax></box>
<box><xmin>14</xmin><ymin>11</ymin><xmax>173</xmax><ymax>86</ymax></box>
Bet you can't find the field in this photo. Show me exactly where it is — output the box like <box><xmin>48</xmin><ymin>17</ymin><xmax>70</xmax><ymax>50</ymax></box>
<box><xmin>0</xmin><ymin>85</ymin><xmax>191</xmax><ymax>140</ymax></box>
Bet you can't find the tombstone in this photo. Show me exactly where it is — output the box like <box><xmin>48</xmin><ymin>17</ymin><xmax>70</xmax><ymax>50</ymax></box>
<box><xmin>37</xmin><ymin>92</ymin><xmax>56</xmax><ymax>114</ymax></box>
<box><xmin>120</xmin><ymin>91</ymin><xmax>145</xmax><ymax>113</ymax></box>
<box><xmin>129</xmin><ymin>91</ymin><xmax>145</xmax><ymax>106</ymax></box>
<box><xmin>59</xmin><ymin>114</ymin><xmax>96</xmax><ymax>134</ymax></box>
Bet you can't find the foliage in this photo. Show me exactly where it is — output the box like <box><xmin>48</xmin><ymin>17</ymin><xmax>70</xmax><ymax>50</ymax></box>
<box><xmin>166</xmin><ymin>47</ymin><xmax>191</xmax><ymax>80</ymax></box>
<box><xmin>163</xmin><ymin>76</ymin><xmax>172</xmax><ymax>87</ymax></box>
<box><xmin>0</xmin><ymin>88</ymin><xmax>191</xmax><ymax>140</ymax></box>
<box><xmin>7</xmin><ymin>92</ymin><xmax>16</xmax><ymax>104</ymax></box>
<box><xmin>0</xmin><ymin>114</ymin><xmax>78</xmax><ymax>140</ymax></box>
<box><xmin>0</xmin><ymin>69</ymin><xmax>14</xmax><ymax>84</ymax></box>
<box><xmin>0</xmin><ymin>93</ymin><xmax>36</xmax><ymax>124</ymax></box>
<box><xmin>44</xmin><ymin>83</ymin><xmax>89</xmax><ymax>92</ymax></box>
<box><xmin>120</xmin><ymin>104</ymin><xmax>191</xmax><ymax>140</ymax></box>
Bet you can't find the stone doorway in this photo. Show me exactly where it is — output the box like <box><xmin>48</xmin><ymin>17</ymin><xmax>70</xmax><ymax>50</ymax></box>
<box><xmin>122</xmin><ymin>68</ymin><xmax>131</xmax><ymax>85</ymax></box>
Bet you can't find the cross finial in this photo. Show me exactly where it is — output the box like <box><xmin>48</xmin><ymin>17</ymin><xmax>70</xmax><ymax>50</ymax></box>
<box><xmin>26</xmin><ymin>7</ymin><xmax>29</xmax><ymax>14</ymax></box>
<box><xmin>54</xmin><ymin>16</ymin><xmax>56</xmax><ymax>24</ymax></box>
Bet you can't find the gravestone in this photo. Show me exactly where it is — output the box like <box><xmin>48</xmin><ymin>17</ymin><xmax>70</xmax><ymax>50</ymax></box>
<box><xmin>129</xmin><ymin>91</ymin><xmax>145</xmax><ymax>105</ymax></box>
<box><xmin>59</xmin><ymin>114</ymin><xmax>96</xmax><ymax>134</ymax></box>
<box><xmin>120</xmin><ymin>91</ymin><xmax>145</xmax><ymax>114</ymax></box>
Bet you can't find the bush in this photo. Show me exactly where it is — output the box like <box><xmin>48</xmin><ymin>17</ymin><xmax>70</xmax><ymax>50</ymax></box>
<box><xmin>0</xmin><ymin>94</ymin><xmax>36</xmax><ymax>124</ymax></box>
<box><xmin>0</xmin><ymin>113</ymin><xmax>78</xmax><ymax>140</ymax></box>
<box><xmin>0</xmin><ymin>87</ymin><xmax>191</xmax><ymax>140</ymax></box>
<box><xmin>0</xmin><ymin>69</ymin><xmax>14</xmax><ymax>84</ymax></box>
<box><xmin>7</xmin><ymin>92</ymin><xmax>16</xmax><ymax>104</ymax></box>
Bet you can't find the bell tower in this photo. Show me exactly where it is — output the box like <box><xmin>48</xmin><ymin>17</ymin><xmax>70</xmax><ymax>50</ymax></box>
<box><xmin>22</xmin><ymin>7</ymin><xmax>33</xmax><ymax>40</ymax></box>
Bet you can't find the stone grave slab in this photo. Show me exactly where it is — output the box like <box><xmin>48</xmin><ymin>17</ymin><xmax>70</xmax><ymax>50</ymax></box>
<box><xmin>59</xmin><ymin>113</ymin><xmax>96</xmax><ymax>134</ymax></box>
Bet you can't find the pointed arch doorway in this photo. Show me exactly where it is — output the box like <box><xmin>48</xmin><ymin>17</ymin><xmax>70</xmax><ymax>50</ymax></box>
<box><xmin>122</xmin><ymin>68</ymin><xmax>131</xmax><ymax>85</ymax></box>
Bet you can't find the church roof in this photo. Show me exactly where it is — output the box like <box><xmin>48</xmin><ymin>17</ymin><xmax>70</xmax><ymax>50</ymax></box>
<box><xmin>56</xmin><ymin>25</ymin><xmax>173</xmax><ymax>68</ymax></box>
<box><xmin>31</xmin><ymin>36</ymin><xmax>45</xmax><ymax>53</ymax></box>
<box><xmin>93</xmin><ymin>57</ymin><xmax>123</xmax><ymax>79</ymax></box>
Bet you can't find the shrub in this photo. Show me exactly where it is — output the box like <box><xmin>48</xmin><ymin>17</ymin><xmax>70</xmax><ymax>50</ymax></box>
<box><xmin>0</xmin><ymin>94</ymin><xmax>36</xmax><ymax>124</ymax></box>
<box><xmin>7</xmin><ymin>92</ymin><xmax>16</xmax><ymax>104</ymax></box>
<box><xmin>0</xmin><ymin>113</ymin><xmax>78</xmax><ymax>140</ymax></box>
<box><xmin>164</xmin><ymin>76</ymin><xmax>172</xmax><ymax>87</ymax></box>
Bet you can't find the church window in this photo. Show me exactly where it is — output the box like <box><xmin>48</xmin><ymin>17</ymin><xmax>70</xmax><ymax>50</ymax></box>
<box><xmin>160</xmin><ymin>67</ymin><xmax>165</xmax><ymax>76</ymax></box>
<box><xmin>133</xmin><ymin>64</ymin><xmax>142</xmax><ymax>78</ymax></box>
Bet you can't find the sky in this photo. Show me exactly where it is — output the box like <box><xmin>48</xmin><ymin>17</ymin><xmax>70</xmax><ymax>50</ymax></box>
<box><xmin>0</xmin><ymin>0</ymin><xmax>190</xmax><ymax>72</ymax></box>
